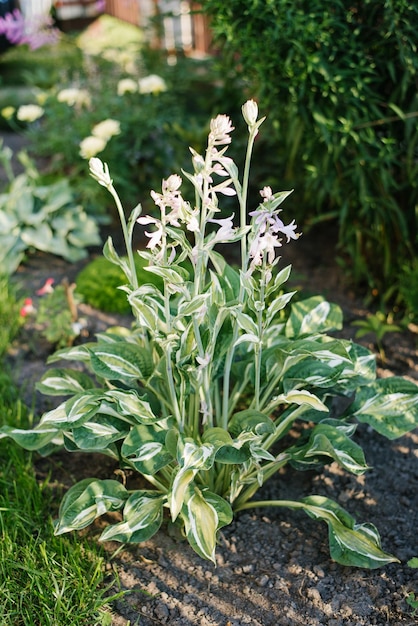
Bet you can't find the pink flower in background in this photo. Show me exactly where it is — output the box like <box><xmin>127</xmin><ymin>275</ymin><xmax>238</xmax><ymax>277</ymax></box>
<box><xmin>36</xmin><ymin>278</ymin><xmax>55</xmax><ymax>295</ymax></box>
<box><xmin>0</xmin><ymin>9</ymin><xmax>60</xmax><ymax>50</ymax></box>
<box><xmin>20</xmin><ymin>298</ymin><xmax>36</xmax><ymax>317</ymax></box>
<box><xmin>0</xmin><ymin>9</ymin><xmax>25</xmax><ymax>44</ymax></box>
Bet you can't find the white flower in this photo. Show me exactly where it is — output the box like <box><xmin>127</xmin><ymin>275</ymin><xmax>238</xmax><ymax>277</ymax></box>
<box><xmin>117</xmin><ymin>78</ymin><xmax>138</xmax><ymax>96</ymax></box>
<box><xmin>92</xmin><ymin>119</ymin><xmax>121</xmax><ymax>141</ymax></box>
<box><xmin>209</xmin><ymin>114</ymin><xmax>234</xmax><ymax>146</ymax></box>
<box><xmin>260</xmin><ymin>186</ymin><xmax>273</xmax><ymax>201</ymax></box>
<box><xmin>137</xmin><ymin>216</ymin><xmax>163</xmax><ymax>250</ymax></box>
<box><xmin>242</xmin><ymin>99</ymin><xmax>258</xmax><ymax>126</ymax></box>
<box><xmin>249</xmin><ymin>231</ymin><xmax>282</xmax><ymax>267</ymax></box>
<box><xmin>80</xmin><ymin>136</ymin><xmax>107</xmax><ymax>159</ymax></box>
<box><xmin>138</xmin><ymin>74</ymin><xmax>167</xmax><ymax>94</ymax></box>
<box><xmin>16</xmin><ymin>104</ymin><xmax>44</xmax><ymax>122</ymax></box>
<box><xmin>57</xmin><ymin>87</ymin><xmax>91</xmax><ymax>107</ymax></box>
<box><xmin>89</xmin><ymin>158</ymin><xmax>113</xmax><ymax>188</ymax></box>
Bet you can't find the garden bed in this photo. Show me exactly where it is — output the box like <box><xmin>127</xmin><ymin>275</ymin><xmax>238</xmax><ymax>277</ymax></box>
<box><xmin>9</xmin><ymin>207</ymin><xmax>418</xmax><ymax>625</ymax></box>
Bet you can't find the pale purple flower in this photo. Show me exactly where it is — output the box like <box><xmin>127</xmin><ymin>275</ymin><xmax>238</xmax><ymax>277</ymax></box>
<box><xmin>208</xmin><ymin>216</ymin><xmax>236</xmax><ymax>244</ymax></box>
<box><xmin>0</xmin><ymin>10</ymin><xmax>60</xmax><ymax>50</ymax></box>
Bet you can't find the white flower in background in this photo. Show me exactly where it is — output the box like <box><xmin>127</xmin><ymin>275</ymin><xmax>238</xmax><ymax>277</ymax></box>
<box><xmin>80</xmin><ymin>135</ymin><xmax>107</xmax><ymax>159</ymax></box>
<box><xmin>92</xmin><ymin>119</ymin><xmax>121</xmax><ymax>141</ymax></box>
<box><xmin>89</xmin><ymin>157</ymin><xmax>113</xmax><ymax>188</ymax></box>
<box><xmin>16</xmin><ymin>104</ymin><xmax>44</xmax><ymax>122</ymax></box>
<box><xmin>138</xmin><ymin>74</ymin><xmax>167</xmax><ymax>95</ymax></box>
<box><xmin>117</xmin><ymin>78</ymin><xmax>138</xmax><ymax>96</ymax></box>
<box><xmin>57</xmin><ymin>87</ymin><xmax>91</xmax><ymax>107</ymax></box>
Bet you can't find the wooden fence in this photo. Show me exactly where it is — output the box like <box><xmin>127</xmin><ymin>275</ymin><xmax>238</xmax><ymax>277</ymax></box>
<box><xmin>104</xmin><ymin>0</ymin><xmax>211</xmax><ymax>56</ymax></box>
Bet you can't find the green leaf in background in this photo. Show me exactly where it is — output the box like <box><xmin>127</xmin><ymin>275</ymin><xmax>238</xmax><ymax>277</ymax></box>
<box><xmin>285</xmin><ymin>296</ymin><xmax>343</xmax><ymax>337</ymax></box>
<box><xmin>346</xmin><ymin>377</ymin><xmax>418</xmax><ymax>439</ymax></box>
<box><xmin>99</xmin><ymin>491</ymin><xmax>165</xmax><ymax>543</ymax></box>
<box><xmin>55</xmin><ymin>478</ymin><xmax>128</xmax><ymax>535</ymax></box>
<box><xmin>301</xmin><ymin>496</ymin><xmax>399</xmax><ymax>568</ymax></box>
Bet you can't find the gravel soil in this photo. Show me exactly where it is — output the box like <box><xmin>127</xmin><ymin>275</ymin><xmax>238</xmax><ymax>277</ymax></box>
<box><xmin>3</xmin><ymin>132</ymin><xmax>418</xmax><ymax>626</ymax></box>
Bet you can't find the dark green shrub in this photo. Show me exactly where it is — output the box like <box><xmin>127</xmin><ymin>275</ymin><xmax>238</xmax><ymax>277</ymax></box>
<box><xmin>201</xmin><ymin>0</ymin><xmax>418</xmax><ymax>295</ymax></box>
<box><xmin>76</xmin><ymin>255</ymin><xmax>163</xmax><ymax>314</ymax></box>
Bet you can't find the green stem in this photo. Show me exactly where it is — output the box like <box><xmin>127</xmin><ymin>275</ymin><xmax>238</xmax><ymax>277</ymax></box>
<box><xmin>221</xmin><ymin>128</ymin><xmax>259</xmax><ymax>428</ymax></box>
<box><xmin>234</xmin><ymin>498</ymin><xmax>306</xmax><ymax>513</ymax></box>
<box><xmin>108</xmin><ymin>185</ymin><xmax>138</xmax><ymax>290</ymax></box>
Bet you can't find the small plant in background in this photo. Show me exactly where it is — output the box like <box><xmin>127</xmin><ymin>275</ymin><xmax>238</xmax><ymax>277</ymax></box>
<box><xmin>406</xmin><ymin>558</ymin><xmax>418</xmax><ymax>616</ymax></box>
<box><xmin>76</xmin><ymin>256</ymin><xmax>163</xmax><ymax>315</ymax></box>
<box><xmin>35</xmin><ymin>278</ymin><xmax>87</xmax><ymax>349</ymax></box>
<box><xmin>0</xmin><ymin>141</ymin><xmax>101</xmax><ymax>274</ymax></box>
<box><xmin>2</xmin><ymin>102</ymin><xmax>417</xmax><ymax>568</ymax></box>
<box><xmin>351</xmin><ymin>312</ymin><xmax>401</xmax><ymax>362</ymax></box>
<box><xmin>19</xmin><ymin>277</ymin><xmax>87</xmax><ymax>350</ymax></box>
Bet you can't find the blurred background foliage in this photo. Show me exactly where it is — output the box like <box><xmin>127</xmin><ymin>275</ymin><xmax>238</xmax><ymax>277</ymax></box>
<box><xmin>1</xmin><ymin>4</ymin><xmax>418</xmax><ymax>316</ymax></box>
<box><xmin>201</xmin><ymin>0</ymin><xmax>418</xmax><ymax>305</ymax></box>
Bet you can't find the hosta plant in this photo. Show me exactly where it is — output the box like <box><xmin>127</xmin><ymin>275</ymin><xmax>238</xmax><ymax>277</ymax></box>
<box><xmin>2</xmin><ymin>102</ymin><xmax>418</xmax><ymax>568</ymax></box>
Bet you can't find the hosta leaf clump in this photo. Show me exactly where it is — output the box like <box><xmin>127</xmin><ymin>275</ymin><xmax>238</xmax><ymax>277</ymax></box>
<box><xmin>2</xmin><ymin>102</ymin><xmax>417</xmax><ymax>568</ymax></box>
<box><xmin>0</xmin><ymin>143</ymin><xmax>100</xmax><ymax>274</ymax></box>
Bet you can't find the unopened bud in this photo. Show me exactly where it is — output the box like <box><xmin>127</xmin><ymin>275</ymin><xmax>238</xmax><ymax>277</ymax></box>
<box><xmin>242</xmin><ymin>100</ymin><xmax>259</xmax><ymax>127</ymax></box>
<box><xmin>89</xmin><ymin>157</ymin><xmax>113</xmax><ymax>189</ymax></box>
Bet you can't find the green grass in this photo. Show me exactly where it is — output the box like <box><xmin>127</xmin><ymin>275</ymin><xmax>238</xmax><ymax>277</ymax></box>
<box><xmin>0</xmin><ymin>371</ymin><xmax>122</xmax><ymax>625</ymax></box>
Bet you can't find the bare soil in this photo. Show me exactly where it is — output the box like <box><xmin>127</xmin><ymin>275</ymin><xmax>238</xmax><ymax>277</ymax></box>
<box><xmin>3</xmin><ymin>132</ymin><xmax>418</xmax><ymax>626</ymax></box>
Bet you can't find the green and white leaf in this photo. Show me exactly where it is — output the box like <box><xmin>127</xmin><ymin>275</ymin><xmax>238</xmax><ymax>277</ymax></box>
<box><xmin>0</xmin><ymin>424</ymin><xmax>62</xmax><ymax>451</ymax></box>
<box><xmin>55</xmin><ymin>478</ymin><xmax>128</xmax><ymax>535</ymax></box>
<box><xmin>182</xmin><ymin>488</ymin><xmax>219</xmax><ymax>563</ymax></box>
<box><xmin>121</xmin><ymin>424</ymin><xmax>173</xmax><ymax>474</ymax></box>
<box><xmin>287</xmin><ymin>423</ymin><xmax>368</xmax><ymax>475</ymax></box>
<box><xmin>346</xmin><ymin>377</ymin><xmax>418</xmax><ymax>439</ymax></box>
<box><xmin>100</xmin><ymin>491</ymin><xmax>165</xmax><ymax>543</ymax></box>
<box><xmin>72</xmin><ymin>414</ymin><xmax>130</xmax><ymax>450</ymax></box>
<box><xmin>89</xmin><ymin>343</ymin><xmax>153</xmax><ymax>381</ymax></box>
<box><xmin>301</xmin><ymin>495</ymin><xmax>399</xmax><ymax>568</ymax></box>
<box><xmin>286</xmin><ymin>296</ymin><xmax>343</xmax><ymax>337</ymax></box>
<box><xmin>107</xmin><ymin>389</ymin><xmax>159</xmax><ymax>423</ymax></box>
<box><xmin>36</xmin><ymin>368</ymin><xmax>96</xmax><ymax>396</ymax></box>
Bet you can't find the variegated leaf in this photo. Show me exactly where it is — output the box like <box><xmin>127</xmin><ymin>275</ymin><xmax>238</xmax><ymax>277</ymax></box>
<box><xmin>107</xmin><ymin>389</ymin><xmax>159</xmax><ymax>423</ymax></box>
<box><xmin>99</xmin><ymin>491</ymin><xmax>165</xmax><ymax>543</ymax></box>
<box><xmin>346</xmin><ymin>377</ymin><xmax>418</xmax><ymax>439</ymax></box>
<box><xmin>183</xmin><ymin>489</ymin><xmax>219</xmax><ymax>563</ymax></box>
<box><xmin>89</xmin><ymin>343</ymin><xmax>153</xmax><ymax>381</ymax></box>
<box><xmin>301</xmin><ymin>495</ymin><xmax>399</xmax><ymax>568</ymax></box>
<box><xmin>0</xmin><ymin>424</ymin><xmax>62</xmax><ymax>451</ymax></box>
<box><xmin>121</xmin><ymin>424</ymin><xmax>172</xmax><ymax>475</ymax></box>
<box><xmin>285</xmin><ymin>296</ymin><xmax>343</xmax><ymax>337</ymax></box>
<box><xmin>36</xmin><ymin>368</ymin><xmax>95</xmax><ymax>396</ymax></box>
<box><xmin>55</xmin><ymin>478</ymin><xmax>128</xmax><ymax>535</ymax></box>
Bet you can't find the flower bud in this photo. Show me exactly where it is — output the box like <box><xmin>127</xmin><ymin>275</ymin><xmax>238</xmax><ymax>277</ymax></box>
<box><xmin>89</xmin><ymin>157</ymin><xmax>113</xmax><ymax>188</ymax></box>
<box><xmin>242</xmin><ymin>100</ymin><xmax>258</xmax><ymax>127</ymax></box>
